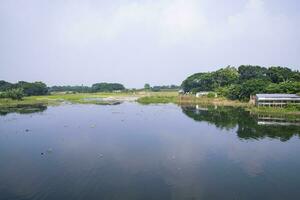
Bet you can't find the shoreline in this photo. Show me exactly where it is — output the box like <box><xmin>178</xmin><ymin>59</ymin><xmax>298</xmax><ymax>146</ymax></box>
<box><xmin>0</xmin><ymin>92</ymin><xmax>299</xmax><ymax>116</ymax></box>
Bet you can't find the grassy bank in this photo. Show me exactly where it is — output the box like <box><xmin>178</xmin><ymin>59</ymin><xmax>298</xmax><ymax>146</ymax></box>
<box><xmin>0</xmin><ymin>91</ymin><xmax>299</xmax><ymax>116</ymax></box>
<box><xmin>137</xmin><ymin>92</ymin><xmax>248</xmax><ymax>107</ymax></box>
<box><xmin>0</xmin><ymin>92</ymin><xmax>140</xmax><ymax>107</ymax></box>
<box><xmin>136</xmin><ymin>91</ymin><xmax>178</xmax><ymax>104</ymax></box>
<box><xmin>137</xmin><ymin>92</ymin><xmax>300</xmax><ymax>116</ymax></box>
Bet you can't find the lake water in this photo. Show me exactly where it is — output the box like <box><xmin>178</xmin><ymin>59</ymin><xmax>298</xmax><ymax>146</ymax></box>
<box><xmin>0</xmin><ymin>103</ymin><xmax>300</xmax><ymax>200</ymax></box>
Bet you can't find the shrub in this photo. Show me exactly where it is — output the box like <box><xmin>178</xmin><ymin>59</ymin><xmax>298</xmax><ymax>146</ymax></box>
<box><xmin>2</xmin><ymin>88</ymin><xmax>24</xmax><ymax>100</ymax></box>
<box><xmin>207</xmin><ymin>92</ymin><xmax>216</xmax><ymax>98</ymax></box>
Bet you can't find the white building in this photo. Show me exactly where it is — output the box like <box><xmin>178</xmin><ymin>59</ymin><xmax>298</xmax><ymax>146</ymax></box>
<box><xmin>255</xmin><ymin>94</ymin><xmax>300</xmax><ymax>107</ymax></box>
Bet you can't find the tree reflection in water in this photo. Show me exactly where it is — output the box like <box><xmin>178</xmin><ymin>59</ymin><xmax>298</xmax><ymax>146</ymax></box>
<box><xmin>181</xmin><ymin>105</ymin><xmax>300</xmax><ymax>141</ymax></box>
<box><xmin>0</xmin><ymin>104</ymin><xmax>47</xmax><ymax>116</ymax></box>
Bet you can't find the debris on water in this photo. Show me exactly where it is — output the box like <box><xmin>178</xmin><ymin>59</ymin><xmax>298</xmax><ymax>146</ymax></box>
<box><xmin>90</xmin><ymin>125</ymin><xmax>95</xmax><ymax>128</ymax></box>
<box><xmin>99</xmin><ymin>154</ymin><xmax>103</xmax><ymax>158</ymax></box>
<box><xmin>25</xmin><ymin>129</ymin><xmax>30</xmax><ymax>132</ymax></box>
<box><xmin>47</xmin><ymin>148</ymin><xmax>53</xmax><ymax>153</ymax></box>
<box><xmin>41</xmin><ymin>152</ymin><xmax>44</xmax><ymax>155</ymax></box>
<box><xmin>64</xmin><ymin>125</ymin><xmax>68</xmax><ymax>127</ymax></box>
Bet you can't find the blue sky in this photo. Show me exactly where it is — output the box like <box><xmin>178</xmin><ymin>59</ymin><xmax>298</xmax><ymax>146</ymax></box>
<box><xmin>0</xmin><ymin>0</ymin><xmax>299</xmax><ymax>87</ymax></box>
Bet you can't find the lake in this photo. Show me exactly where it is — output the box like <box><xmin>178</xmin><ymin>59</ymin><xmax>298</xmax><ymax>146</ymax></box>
<box><xmin>0</xmin><ymin>103</ymin><xmax>300</xmax><ymax>200</ymax></box>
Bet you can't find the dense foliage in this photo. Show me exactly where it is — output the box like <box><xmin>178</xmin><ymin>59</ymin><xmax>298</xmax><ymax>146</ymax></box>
<box><xmin>91</xmin><ymin>83</ymin><xmax>125</xmax><ymax>92</ymax></box>
<box><xmin>0</xmin><ymin>88</ymin><xmax>24</xmax><ymax>100</ymax></box>
<box><xmin>50</xmin><ymin>85</ymin><xmax>92</xmax><ymax>93</ymax></box>
<box><xmin>17</xmin><ymin>81</ymin><xmax>48</xmax><ymax>96</ymax></box>
<box><xmin>0</xmin><ymin>81</ymin><xmax>48</xmax><ymax>99</ymax></box>
<box><xmin>50</xmin><ymin>83</ymin><xmax>126</xmax><ymax>93</ymax></box>
<box><xmin>181</xmin><ymin>65</ymin><xmax>300</xmax><ymax>100</ymax></box>
<box><xmin>149</xmin><ymin>85</ymin><xmax>180</xmax><ymax>92</ymax></box>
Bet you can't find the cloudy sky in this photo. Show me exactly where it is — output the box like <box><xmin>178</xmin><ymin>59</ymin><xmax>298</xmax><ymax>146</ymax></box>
<box><xmin>1</xmin><ymin>0</ymin><xmax>300</xmax><ymax>87</ymax></box>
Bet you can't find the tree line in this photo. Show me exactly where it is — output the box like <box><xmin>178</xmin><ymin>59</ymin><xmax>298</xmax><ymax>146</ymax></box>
<box><xmin>0</xmin><ymin>81</ymin><xmax>48</xmax><ymax>100</ymax></box>
<box><xmin>144</xmin><ymin>84</ymin><xmax>180</xmax><ymax>91</ymax></box>
<box><xmin>181</xmin><ymin>65</ymin><xmax>300</xmax><ymax>100</ymax></box>
<box><xmin>0</xmin><ymin>81</ymin><xmax>126</xmax><ymax>100</ymax></box>
<box><xmin>50</xmin><ymin>83</ymin><xmax>125</xmax><ymax>93</ymax></box>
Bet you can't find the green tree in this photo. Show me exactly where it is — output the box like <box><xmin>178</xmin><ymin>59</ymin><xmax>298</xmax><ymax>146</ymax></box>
<box><xmin>238</xmin><ymin>65</ymin><xmax>268</xmax><ymax>81</ymax></box>
<box><xmin>4</xmin><ymin>88</ymin><xmax>24</xmax><ymax>100</ymax></box>
<box><xmin>92</xmin><ymin>83</ymin><xmax>125</xmax><ymax>92</ymax></box>
<box><xmin>266</xmin><ymin>66</ymin><xmax>293</xmax><ymax>83</ymax></box>
<box><xmin>239</xmin><ymin>79</ymin><xmax>270</xmax><ymax>100</ymax></box>
<box><xmin>213</xmin><ymin>66</ymin><xmax>239</xmax><ymax>87</ymax></box>
<box><xmin>265</xmin><ymin>81</ymin><xmax>300</xmax><ymax>94</ymax></box>
<box><xmin>144</xmin><ymin>83</ymin><xmax>151</xmax><ymax>90</ymax></box>
<box><xmin>0</xmin><ymin>80</ymin><xmax>13</xmax><ymax>91</ymax></box>
<box><xmin>18</xmin><ymin>82</ymin><xmax>48</xmax><ymax>96</ymax></box>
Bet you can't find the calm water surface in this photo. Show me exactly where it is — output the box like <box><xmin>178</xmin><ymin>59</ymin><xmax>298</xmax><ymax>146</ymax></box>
<box><xmin>0</xmin><ymin>103</ymin><xmax>300</xmax><ymax>200</ymax></box>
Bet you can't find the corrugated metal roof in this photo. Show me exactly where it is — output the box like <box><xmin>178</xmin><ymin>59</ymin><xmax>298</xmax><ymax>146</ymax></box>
<box><xmin>256</xmin><ymin>94</ymin><xmax>300</xmax><ymax>98</ymax></box>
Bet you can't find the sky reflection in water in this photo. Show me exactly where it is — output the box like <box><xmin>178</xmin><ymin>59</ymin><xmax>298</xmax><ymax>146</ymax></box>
<box><xmin>0</xmin><ymin>103</ymin><xmax>299</xmax><ymax>200</ymax></box>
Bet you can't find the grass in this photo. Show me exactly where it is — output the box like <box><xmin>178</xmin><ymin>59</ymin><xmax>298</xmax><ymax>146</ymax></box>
<box><xmin>0</xmin><ymin>92</ymin><xmax>140</xmax><ymax>107</ymax></box>
<box><xmin>248</xmin><ymin>106</ymin><xmax>300</xmax><ymax>116</ymax></box>
<box><xmin>136</xmin><ymin>91</ymin><xmax>178</xmax><ymax>104</ymax></box>
<box><xmin>0</xmin><ymin>91</ymin><xmax>299</xmax><ymax>116</ymax></box>
<box><xmin>137</xmin><ymin>92</ymin><xmax>300</xmax><ymax>116</ymax></box>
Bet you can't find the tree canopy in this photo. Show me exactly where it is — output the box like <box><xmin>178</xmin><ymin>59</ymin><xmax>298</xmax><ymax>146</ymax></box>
<box><xmin>181</xmin><ymin>65</ymin><xmax>300</xmax><ymax>100</ymax></box>
<box><xmin>91</xmin><ymin>83</ymin><xmax>125</xmax><ymax>92</ymax></box>
<box><xmin>0</xmin><ymin>80</ymin><xmax>48</xmax><ymax>97</ymax></box>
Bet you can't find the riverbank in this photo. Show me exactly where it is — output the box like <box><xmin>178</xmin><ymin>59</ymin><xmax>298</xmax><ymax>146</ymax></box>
<box><xmin>0</xmin><ymin>91</ymin><xmax>299</xmax><ymax>116</ymax></box>
<box><xmin>137</xmin><ymin>93</ymin><xmax>300</xmax><ymax>116</ymax></box>
<box><xmin>0</xmin><ymin>92</ymin><xmax>140</xmax><ymax>107</ymax></box>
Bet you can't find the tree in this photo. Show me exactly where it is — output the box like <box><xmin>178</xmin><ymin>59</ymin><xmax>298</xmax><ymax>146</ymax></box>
<box><xmin>50</xmin><ymin>85</ymin><xmax>91</xmax><ymax>93</ymax></box>
<box><xmin>213</xmin><ymin>66</ymin><xmax>239</xmax><ymax>87</ymax></box>
<box><xmin>3</xmin><ymin>88</ymin><xmax>24</xmax><ymax>100</ymax></box>
<box><xmin>0</xmin><ymin>80</ymin><xmax>13</xmax><ymax>91</ymax></box>
<box><xmin>239</xmin><ymin>79</ymin><xmax>270</xmax><ymax>100</ymax></box>
<box><xmin>181</xmin><ymin>66</ymin><xmax>239</xmax><ymax>93</ymax></box>
<box><xmin>266</xmin><ymin>66</ymin><xmax>293</xmax><ymax>83</ymax></box>
<box><xmin>144</xmin><ymin>83</ymin><xmax>151</xmax><ymax>90</ymax></box>
<box><xmin>92</xmin><ymin>83</ymin><xmax>125</xmax><ymax>92</ymax></box>
<box><xmin>18</xmin><ymin>81</ymin><xmax>48</xmax><ymax>96</ymax></box>
<box><xmin>238</xmin><ymin>65</ymin><xmax>268</xmax><ymax>81</ymax></box>
<box><xmin>265</xmin><ymin>81</ymin><xmax>300</xmax><ymax>94</ymax></box>
<box><xmin>181</xmin><ymin>72</ymin><xmax>215</xmax><ymax>93</ymax></box>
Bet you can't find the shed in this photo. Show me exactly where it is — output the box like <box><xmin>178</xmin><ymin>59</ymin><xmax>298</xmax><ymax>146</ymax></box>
<box><xmin>196</xmin><ymin>92</ymin><xmax>210</xmax><ymax>97</ymax></box>
<box><xmin>255</xmin><ymin>94</ymin><xmax>300</xmax><ymax>107</ymax></box>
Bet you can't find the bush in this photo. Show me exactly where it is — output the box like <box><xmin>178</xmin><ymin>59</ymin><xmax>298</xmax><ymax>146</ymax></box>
<box><xmin>215</xmin><ymin>86</ymin><xmax>230</xmax><ymax>97</ymax></box>
<box><xmin>2</xmin><ymin>88</ymin><xmax>24</xmax><ymax>100</ymax></box>
<box><xmin>207</xmin><ymin>92</ymin><xmax>216</xmax><ymax>98</ymax></box>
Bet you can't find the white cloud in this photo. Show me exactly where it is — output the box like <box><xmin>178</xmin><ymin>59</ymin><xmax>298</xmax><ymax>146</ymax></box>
<box><xmin>61</xmin><ymin>0</ymin><xmax>207</xmax><ymax>45</ymax></box>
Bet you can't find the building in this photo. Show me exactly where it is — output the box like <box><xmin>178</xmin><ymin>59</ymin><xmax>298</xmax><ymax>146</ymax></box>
<box><xmin>255</xmin><ymin>94</ymin><xmax>300</xmax><ymax>107</ymax></box>
<box><xmin>178</xmin><ymin>89</ymin><xmax>184</xmax><ymax>94</ymax></box>
<box><xmin>196</xmin><ymin>92</ymin><xmax>217</xmax><ymax>98</ymax></box>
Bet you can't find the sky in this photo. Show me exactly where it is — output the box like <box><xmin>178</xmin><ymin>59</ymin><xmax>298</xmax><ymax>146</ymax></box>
<box><xmin>1</xmin><ymin>0</ymin><xmax>300</xmax><ymax>88</ymax></box>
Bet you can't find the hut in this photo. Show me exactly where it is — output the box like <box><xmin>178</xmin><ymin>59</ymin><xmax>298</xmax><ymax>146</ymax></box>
<box><xmin>196</xmin><ymin>91</ymin><xmax>209</xmax><ymax>97</ymax></box>
<box><xmin>196</xmin><ymin>91</ymin><xmax>217</xmax><ymax>98</ymax></box>
<box><xmin>255</xmin><ymin>94</ymin><xmax>300</xmax><ymax>107</ymax></box>
<box><xmin>178</xmin><ymin>89</ymin><xmax>184</xmax><ymax>94</ymax></box>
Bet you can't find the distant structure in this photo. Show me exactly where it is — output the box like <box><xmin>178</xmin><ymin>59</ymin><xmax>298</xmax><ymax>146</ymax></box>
<box><xmin>178</xmin><ymin>89</ymin><xmax>184</xmax><ymax>94</ymax></box>
<box><xmin>196</xmin><ymin>91</ymin><xmax>210</xmax><ymax>97</ymax></box>
<box><xmin>255</xmin><ymin>94</ymin><xmax>300</xmax><ymax>107</ymax></box>
<box><xmin>196</xmin><ymin>91</ymin><xmax>217</xmax><ymax>98</ymax></box>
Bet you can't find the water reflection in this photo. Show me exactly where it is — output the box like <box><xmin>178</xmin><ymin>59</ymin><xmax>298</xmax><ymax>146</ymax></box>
<box><xmin>181</xmin><ymin>105</ymin><xmax>300</xmax><ymax>141</ymax></box>
<box><xmin>0</xmin><ymin>104</ymin><xmax>47</xmax><ymax>116</ymax></box>
<box><xmin>1</xmin><ymin>103</ymin><xmax>300</xmax><ymax>199</ymax></box>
